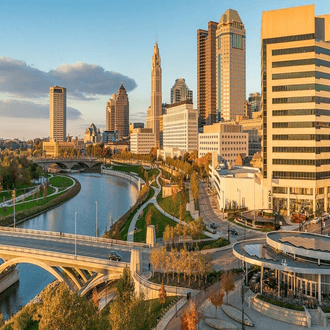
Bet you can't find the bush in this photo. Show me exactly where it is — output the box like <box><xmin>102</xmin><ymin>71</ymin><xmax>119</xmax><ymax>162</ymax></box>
<box><xmin>256</xmin><ymin>295</ymin><xmax>304</xmax><ymax>311</ymax></box>
<box><xmin>199</xmin><ymin>237</ymin><xmax>229</xmax><ymax>250</ymax></box>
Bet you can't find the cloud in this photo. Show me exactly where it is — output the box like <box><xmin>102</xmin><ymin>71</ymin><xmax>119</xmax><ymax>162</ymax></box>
<box><xmin>130</xmin><ymin>111</ymin><xmax>146</xmax><ymax>123</ymax></box>
<box><xmin>0</xmin><ymin>57</ymin><xmax>137</xmax><ymax>100</ymax></box>
<box><xmin>0</xmin><ymin>99</ymin><xmax>82</xmax><ymax>120</ymax></box>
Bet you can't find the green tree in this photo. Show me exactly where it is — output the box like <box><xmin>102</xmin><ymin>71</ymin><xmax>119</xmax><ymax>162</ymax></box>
<box><xmin>116</xmin><ymin>267</ymin><xmax>135</xmax><ymax>302</ymax></box>
<box><xmin>35</xmin><ymin>282</ymin><xmax>101</xmax><ymax>330</ymax></box>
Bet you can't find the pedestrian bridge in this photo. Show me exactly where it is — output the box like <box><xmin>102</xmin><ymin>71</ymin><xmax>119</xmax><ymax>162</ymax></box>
<box><xmin>31</xmin><ymin>158</ymin><xmax>103</xmax><ymax>170</ymax></box>
<box><xmin>0</xmin><ymin>227</ymin><xmax>149</xmax><ymax>295</ymax></box>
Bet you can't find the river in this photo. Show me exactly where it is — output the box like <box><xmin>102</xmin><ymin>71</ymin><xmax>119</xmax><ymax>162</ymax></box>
<box><xmin>0</xmin><ymin>172</ymin><xmax>138</xmax><ymax>319</ymax></box>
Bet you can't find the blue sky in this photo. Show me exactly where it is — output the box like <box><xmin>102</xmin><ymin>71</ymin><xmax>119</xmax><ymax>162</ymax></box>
<box><xmin>0</xmin><ymin>0</ymin><xmax>329</xmax><ymax>140</ymax></box>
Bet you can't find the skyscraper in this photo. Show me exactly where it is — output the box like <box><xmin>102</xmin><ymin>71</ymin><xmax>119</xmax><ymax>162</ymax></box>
<box><xmin>146</xmin><ymin>42</ymin><xmax>162</xmax><ymax>149</ymax></box>
<box><xmin>105</xmin><ymin>83</ymin><xmax>129</xmax><ymax>140</ymax></box>
<box><xmin>216</xmin><ymin>9</ymin><xmax>246</xmax><ymax>121</ymax></box>
<box><xmin>197</xmin><ymin>21</ymin><xmax>217</xmax><ymax>127</ymax></box>
<box><xmin>261</xmin><ymin>4</ymin><xmax>330</xmax><ymax>215</ymax></box>
<box><xmin>248</xmin><ymin>92</ymin><xmax>261</xmax><ymax>114</ymax></box>
<box><xmin>170</xmin><ymin>78</ymin><xmax>193</xmax><ymax>104</ymax></box>
<box><xmin>49</xmin><ymin>86</ymin><xmax>66</xmax><ymax>142</ymax></box>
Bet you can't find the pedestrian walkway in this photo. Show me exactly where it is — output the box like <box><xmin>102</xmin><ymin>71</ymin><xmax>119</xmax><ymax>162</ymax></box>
<box><xmin>186</xmin><ymin>181</ymin><xmax>199</xmax><ymax>221</ymax></box>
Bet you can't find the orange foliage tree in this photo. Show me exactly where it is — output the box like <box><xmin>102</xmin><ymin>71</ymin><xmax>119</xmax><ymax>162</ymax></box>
<box><xmin>181</xmin><ymin>301</ymin><xmax>199</xmax><ymax>330</ymax></box>
<box><xmin>221</xmin><ymin>271</ymin><xmax>235</xmax><ymax>303</ymax></box>
<box><xmin>209</xmin><ymin>287</ymin><xmax>224</xmax><ymax>318</ymax></box>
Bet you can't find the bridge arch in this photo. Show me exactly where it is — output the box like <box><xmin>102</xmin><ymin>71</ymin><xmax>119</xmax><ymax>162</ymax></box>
<box><xmin>0</xmin><ymin>257</ymin><xmax>73</xmax><ymax>290</ymax></box>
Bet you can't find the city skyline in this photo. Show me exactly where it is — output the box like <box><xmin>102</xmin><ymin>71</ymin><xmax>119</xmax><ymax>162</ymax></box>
<box><xmin>0</xmin><ymin>0</ymin><xmax>330</xmax><ymax>140</ymax></box>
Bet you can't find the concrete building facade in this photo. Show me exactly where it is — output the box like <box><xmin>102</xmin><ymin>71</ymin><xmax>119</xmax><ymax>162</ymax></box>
<box><xmin>170</xmin><ymin>78</ymin><xmax>193</xmax><ymax>104</ymax></box>
<box><xmin>262</xmin><ymin>4</ymin><xmax>330</xmax><ymax>216</ymax></box>
<box><xmin>197</xmin><ymin>21</ymin><xmax>217</xmax><ymax>127</ymax></box>
<box><xmin>49</xmin><ymin>86</ymin><xmax>66</xmax><ymax>142</ymax></box>
<box><xmin>163</xmin><ymin>100</ymin><xmax>198</xmax><ymax>153</ymax></box>
<box><xmin>130</xmin><ymin>128</ymin><xmax>156</xmax><ymax>155</ymax></box>
<box><xmin>198</xmin><ymin>122</ymin><xmax>248</xmax><ymax>166</ymax></box>
<box><xmin>216</xmin><ymin>9</ymin><xmax>246</xmax><ymax>121</ymax></box>
<box><xmin>106</xmin><ymin>83</ymin><xmax>129</xmax><ymax>140</ymax></box>
<box><xmin>146</xmin><ymin>42</ymin><xmax>162</xmax><ymax>148</ymax></box>
<box><xmin>248</xmin><ymin>92</ymin><xmax>262</xmax><ymax>116</ymax></box>
<box><xmin>84</xmin><ymin>123</ymin><xmax>101</xmax><ymax>143</ymax></box>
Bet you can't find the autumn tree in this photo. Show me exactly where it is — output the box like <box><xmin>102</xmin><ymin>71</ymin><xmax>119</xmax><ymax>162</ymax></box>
<box><xmin>92</xmin><ymin>287</ymin><xmax>99</xmax><ymax>309</ymax></box>
<box><xmin>116</xmin><ymin>266</ymin><xmax>135</xmax><ymax>302</ymax></box>
<box><xmin>159</xmin><ymin>281</ymin><xmax>167</xmax><ymax>309</ymax></box>
<box><xmin>181</xmin><ymin>301</ymin><xmax>199</xmax><ymax>330</ymax></box>
<box><xmin>209</xmin><ymin>285</ymin><xmax>224</xmax><ymax>318</ymax></box>
<box><xmin>221</xmin><ymin>271</ymin><xmax>235</xmax><ymax>303</ymax></box>
<box><xmin>145</xmin><ymin>208</ymin><xmax>152</xmax><ymax>227</ymax></box>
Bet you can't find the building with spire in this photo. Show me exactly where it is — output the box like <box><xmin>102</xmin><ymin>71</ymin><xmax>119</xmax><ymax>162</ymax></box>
<box><xmin>170</xmin><ymin>78</ymin><xmax>193</xmax><ymax>104</ymax></box>
<box><xmin>146</xmin><ymin>42</ymin><xmax>162</xmax><ymax>148</ymax></box>
<box><xmin>105</xmin><ymin>83</ymin><xmax>129</xmax><ymax>140</ymax></box>
<box><xmin>216</xmin><ymin>9</ymin><xmax>246</xmax><ymax>121</ymax></box>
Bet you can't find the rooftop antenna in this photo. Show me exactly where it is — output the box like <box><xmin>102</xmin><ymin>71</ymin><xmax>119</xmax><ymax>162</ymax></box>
<box><xmin>155</xmin><ymin>34</ymin><xmax>157</xmax><ymax>43</ymax></box>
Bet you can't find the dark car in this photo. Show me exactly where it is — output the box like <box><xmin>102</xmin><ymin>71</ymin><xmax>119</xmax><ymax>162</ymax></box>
<box><xmin>230</xmin><ymin>227</ymin><xmax>238</xmax><ymax>235</ymax></box>
<box><xmin>210</xmin><ymin>222</ymin><xmax>217</xmax><ymax>229</ymax></box>
<box><xmin>108</xmin><ymin>251</ymin><xmax>121</xmax><ymax>261</ymax></box>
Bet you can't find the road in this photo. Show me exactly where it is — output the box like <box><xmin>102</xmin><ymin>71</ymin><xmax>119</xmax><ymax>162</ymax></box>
<box><xmin>198</xmin><ymin>181</ymin><xmax>264</xmax><ymax>243</ymax></box>
<box><xmin>299</xmin><ymin>219</ymin><xmax>330</xmax><ymax>236</ymax></box>
<box><xmin>0</xmin><ymin>232</ymin><xmax>151</xmax><ymax>269</ymax></box>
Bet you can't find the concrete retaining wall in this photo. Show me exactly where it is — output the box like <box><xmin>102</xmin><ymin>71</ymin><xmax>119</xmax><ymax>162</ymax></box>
<box><xmin>0</xmin><ymin>268</ymin><xmax>19</xmax><ymax>294</ymax></box>
<box><xmin>252</xmin><ymin>296</ymin><xmax>308</xmax><ymax>327</ymax></box>
<box><xmin>101</xmin><ymin>168</ymin><xmax>144</xmax><ymax>191</ymax></box>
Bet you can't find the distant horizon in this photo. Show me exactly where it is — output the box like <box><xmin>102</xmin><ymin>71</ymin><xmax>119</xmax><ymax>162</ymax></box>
<box><xmin>0</xmin><ymin>0</ymin><xmax>329</xmax><ymax>140</ymax></box>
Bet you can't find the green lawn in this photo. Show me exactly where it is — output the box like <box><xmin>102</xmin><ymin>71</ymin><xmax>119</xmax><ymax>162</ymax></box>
<box><xmin>134</xmin><ymin>204</ymin><xmax>178</xmax><ymax>242</ymax></box>
<box><xmin>24</xmin><ymin>186</ymin><xmax>55</xmax><ymax>201</ymax></box>
<box><xmin>49</xmin><ymin>176</ymin><xmax>74</xmax><ymax>188</ymax></box>
<box><xmin>0</xmin><ymin>184</ymin><xmax>35</xmax><ymax>201</ymax></box>
<box><xmin>111</xmin><ymin>163</ymin><xmax>159</xmax><ymax>182</ymax></box>
<box><xmin>151</xmin><ymin>181</ymin><xmax>159</xmax><ymax>188</ymax></box>
<box><xmin>157</xmin><ymin>190</ymin><xmax>194</xmax><ymax>223</ymax></box>
<box><xmin>149</xmin><ymin>296</ymin><xmax>177</xmax><ymax>328</ymax></box>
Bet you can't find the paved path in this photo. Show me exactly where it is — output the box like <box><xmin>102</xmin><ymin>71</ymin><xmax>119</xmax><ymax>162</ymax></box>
<box><xmin>127</xmin><ymin>172</ymin><xmax>161</xmax><ymax>242</ymax></box>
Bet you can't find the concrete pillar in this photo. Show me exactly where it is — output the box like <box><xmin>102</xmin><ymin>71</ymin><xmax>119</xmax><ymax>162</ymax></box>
<box><xmin>324</xmin><ymin>187</ymin><xmax>328</xmax><ymax>212</ymax></box>
<box><xmin>146</xmin><ymin>225</ymin><xmax>156</xmax><ymax>248</ymax></box>
<box><xmin>245</xmin><ymin>262</ymin><xmax>248</xmax><ymax>285</ymax></box>
<box><xmin>287</xmin><ymin>189</ymin><xmax>290</xmax><ymax>217</ymax></box>
<box><xmin>130</xmin><ymin>248</ymin><xmax>142</xmax><ymax>276</ymax></box>
<box><xmin>318</xmin><ymin>274</ymin><xmax>322</xmax><ymax>304</ymax></box>
<box><xmin>313</xmin><ymin>188</ymin><xmax>316</xmax><ymax>214</ymax></box>
<box><xmin>260</xmin><ymin>265</ymin><xmax>264</xmax><ymax>295</ymax></box>
<box><xmin>293</xmin><ymin>273</ymin><xmax>296</xmax><ymax>295</ymax></box>
<box><xmin>138</xmin><ymin>178</ymin><xmax>141</xmax><ymax>193</ymax></box>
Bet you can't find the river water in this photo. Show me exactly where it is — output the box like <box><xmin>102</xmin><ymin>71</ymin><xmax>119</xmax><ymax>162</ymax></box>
<box><xmin>0</xmin><ymin>172</ymin><xmax>138</xmax><ymax>319</ymax></box>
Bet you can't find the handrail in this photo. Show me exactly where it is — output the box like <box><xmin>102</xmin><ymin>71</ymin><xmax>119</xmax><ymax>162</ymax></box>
<box><xmin>0</xmin><ymin>244</ymin><xmax>129</xmax><ymax>269</ymax></box>
<box><xmin>0</xmin><ymin>226</ymin><xmax>150</xmax><ymax>249</ymax></box>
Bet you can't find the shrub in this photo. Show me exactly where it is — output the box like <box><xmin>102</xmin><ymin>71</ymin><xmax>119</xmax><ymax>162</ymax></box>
<box><xmin>257</xmin><ymin>295</ymin><xmax>304</xmax><ymax>311</ymax></box>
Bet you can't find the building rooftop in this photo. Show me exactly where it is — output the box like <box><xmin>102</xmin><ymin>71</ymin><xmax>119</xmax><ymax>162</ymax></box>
<box><xmin>216</xmin><ymin>166</ymin><xmax>259</xmax><ymax>177</ymax></box>
<box><xmin>219</xmin><ymin>9</ymin><xmax>242</xmax><ymax>25</ymax></box>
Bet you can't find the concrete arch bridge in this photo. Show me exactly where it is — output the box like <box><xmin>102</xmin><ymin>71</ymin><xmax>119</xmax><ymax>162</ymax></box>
<box><xmin>31</xmin><ymin>158</ymin><xmax>103</xmax><ymax>170</ymax></box>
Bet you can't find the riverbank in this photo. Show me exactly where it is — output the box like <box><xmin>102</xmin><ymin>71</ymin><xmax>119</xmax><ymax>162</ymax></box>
<box><xmin>0</xmin><ymin>175</ymin><xmax>81</xmax><ymax>227</ymax></box>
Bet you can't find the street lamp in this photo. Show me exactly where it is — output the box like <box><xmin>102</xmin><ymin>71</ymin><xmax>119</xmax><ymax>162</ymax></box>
<box><xmin>237</xmin><ymin>188</ymin><xmax>241</xmax><ymax>209</ymax></box>
<box><xmin>75</xmin><ymin>212</ymin><xmax>77</xmax><ymax>259</ymax></box>
<box><xmin>95</xmin><ymin>201</ymin><xmax>98</xmax><ymax>237</ymax></box>
<box><xmin>220</xmin><ymin>189</ymin><xmax>230</xmax><ymax>243</ymax></box>
<box><xmin>12</xmin><ymin>190</ymin><xmax>16</xmax><ymax>229</ymax></box>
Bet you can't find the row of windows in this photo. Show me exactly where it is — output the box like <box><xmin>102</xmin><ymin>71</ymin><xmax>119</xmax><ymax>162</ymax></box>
<box><xmin>272</xmin><ymin>96</ymin><xmax>330</xmax><ymax>104</ymax></box>
<box><xmin>273</xmin><ymin>146</ymin><xmax>330</xmax><ymax>153</ymax></box>
<box><xmin>272</xmin><ymin>134</ymin><xmax>330</xmax><ymax>140</ymax></box>
<box><xmin>272</xmin><ymin>71</ymin><xmax>330</xmax><ymax>80</ymax></box>
<box><xmin>272</xmin><ymin>187</ymin><xmax>316</xmax><ymax>195</ymax></box>
<box><xmin>272</xmin><ymin>46</ymin><xmax>330</xmax><ymax>57</ymax></box>
<box><xmin>273</xmin><ymin>159</ymin><xmax>330</xmax><ymax>166</ymax></box>
<box><xmin>272</xmin><ymin>109</ymin><xmax>330</xmax><ymax>117</ymax></box>
<box><xmin>273</xmin><ymin>171</ymin><xmax>330</xmax><ymax>180</ymax></box>
<box><xmin>263</xmin><ymin>33</ymin><xmax>315</xmax><ymax>45</ymax></box>
<box><xmin>272</xmin><ymin>58</ymin><xmax>330</xmax><ymax>69</ymax></box>
<box><xmin>272</xmin><ymin>122</ymin><xmax>330</xmax><ymax>128</ymax></box>
<box><xmin>272</xmin><ymin>84</ymin><xmax>330</xmax><ymax>92</ymax></box>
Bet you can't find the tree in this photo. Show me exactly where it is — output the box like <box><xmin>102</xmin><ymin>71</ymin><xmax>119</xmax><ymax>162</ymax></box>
<box><xmin>221</xmin><ymin>271</ymin><xmax>235</xmax><ymax>303</ymax></box>
<box><xmin>116</xmin><ymin>267</ymin><xmax>135</xmax><ymax>302</ymax></box>
<box><xmin>209</xmin><ymin>285</ymin><xmax>224</xmax><ymax>318</ymax></box>
<box><xmin>181</xmin><ymin>301</ymin><xmax>199</xmax><ymax>330</ymax></box>
<box><xmin>35</xmin><ymin>282</ymin><xmax>101</xmax><ymax>330</ymax></box>
<box><xmin>179</xmin><ymin>204</ymin><xmax>184</xmax><ymax>223</ymax></box>
<box><xmin>92</xmin><ymin>287</ymin><xmax>99</xmax><ymax>309</ymax></box>
<box><xmin>145</xmin><ymin>208</ymin><xmax>152</xmax><ymax>227</ymax></box>
<box><xmin>43</xmin><ymin>185</ymin><xmax>47</xmax><ymax>201</ymax></box>
<box><xmin>144</xmin><ymin>170</ymin><xmax>149</xmax><ymax>184</ymax></box>
<box><xmin>159</xmin><ymin>281</ymin><xmax>167</xmax><ymax>309</ymax></box>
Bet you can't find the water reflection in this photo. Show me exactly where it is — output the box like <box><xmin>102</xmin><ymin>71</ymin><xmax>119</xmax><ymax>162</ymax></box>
<box><xmin>0</xmin><ymin>172</ymin><xmax>137</xmax><ymax>319</ymax></box>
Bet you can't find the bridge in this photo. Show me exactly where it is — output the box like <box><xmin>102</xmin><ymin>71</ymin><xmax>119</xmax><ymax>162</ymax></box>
<box><xmin>0</xmin><ymin>227</ymin><xmax>149</xmax><ymax>296</ymax></box>
<box><xmin>31</xmin><ymin>158</ymin><xmax>103</xmax><ymax>170</ymax></box>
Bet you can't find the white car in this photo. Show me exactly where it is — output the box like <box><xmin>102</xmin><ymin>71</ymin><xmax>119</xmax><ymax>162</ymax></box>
<box><xmin>311</xmin><ymin>218</ymin><xmax>320</xmax><ymax>224</ymax></box>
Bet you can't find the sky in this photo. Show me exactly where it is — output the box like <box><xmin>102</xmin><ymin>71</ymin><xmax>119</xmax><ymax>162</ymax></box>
<box><xmin>0</xmin><ymin>0</ymin><xmax>329</xmax><ymax>140</ymax></box>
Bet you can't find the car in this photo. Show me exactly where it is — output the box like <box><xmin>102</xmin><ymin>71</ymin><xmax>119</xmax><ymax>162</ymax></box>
<box><xmin>210</xmin><ymin>222</ymin><xmax>217</xmax><ymax>229</ymax></box>
<box><xmin>311</xmin><ymin>218</ymin><xmax>320</xmax><ymax>224</ymax></box>
<box><xmin>230</xmin><ymin>228</ymin><xmax>238</xmax><ymax>235</ymax></box>
<box><xmin>108</xmin><ymin>251</ymin><xmax>121</xmax><ymax>261</ymax></box>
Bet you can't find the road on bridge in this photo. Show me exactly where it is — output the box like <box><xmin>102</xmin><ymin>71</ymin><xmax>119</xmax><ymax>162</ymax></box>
<box><xmin>0</xmin><ymin>232</ymin><xmax>150</xmax><ymax>271</ymax></box>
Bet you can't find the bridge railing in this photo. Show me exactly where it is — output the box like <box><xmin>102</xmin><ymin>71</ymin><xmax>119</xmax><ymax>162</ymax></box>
<box><xmin>0</xmin><ymin>226</ymin><xmax>150</xmax><ymax>249</ymax></box>
<box><xmin>0</xmin><ymin>244</ymin><xmax>129</xmax><ymax>269</ymax></box>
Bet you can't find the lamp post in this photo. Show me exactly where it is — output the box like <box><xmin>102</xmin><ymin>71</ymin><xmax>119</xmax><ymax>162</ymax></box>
<box><xmin>75</xmin><ymin>212</ymin><xmax>77</xmax><ymax>259</ymax></box>
<box><xmin>220</xmin><ymin>189</ymin><xmax>229</xmax><ymax>243</ymax></box>
<box><xmin>95</xmin><ymin>201</ymin><xmax>98</xmax><ymax>237</ymax></box>
<box><xmin>12</xmin><ymin>190</ymin><xmax>16</xmax><ymax>229</ymax></box>
<box><xmin>237</xmin><ymin>188</ymin><xmax>241</xmax><ymax>209</ymax></box>
<box><xmin>253</xmin><ymin>174</ymin><xmax>256</xmax><ymax>227</ymax></box>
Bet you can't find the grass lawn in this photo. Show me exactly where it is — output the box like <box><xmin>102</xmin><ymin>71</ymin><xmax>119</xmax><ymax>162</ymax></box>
<box><xmin>0</xmin><ymin>184</ymin><xmax>35</xmax><ymax>201</ymax></box>
<box><xmin>49</xmin><ymin>176</ymin><xmax>74</xmax><ymax>188</ymax></box>
<box><xmin>111</xmin><ymin>163</ymin><xmax>159</xmax><ymax>182</ymax></box>
<box><xmin>24</xmin><ymin>186</ymin><xmax>55</xmax><ymax>202</ymax></box>
<box><xmin>149</xmin><ymin>296</ymin><xmax>177</xmax><ymax>328</ymax></box>
<box><xmin>119</xmin><ymin>186</ymin><xmax>155</xmax><ymax>240</ymax></box>
<box><xmin>157</xmin><ymin>190</ymin><xmax>194</xmax><ymax>223</ymax></box>
<box><xmin>134</xmin><ymin>204</ymin><xmax>178</xmax><ymax>242</ymax></box>
<box><xmin>151</xmin><ymin>181</ymin><xmax>159</xmax><ymax>188</ymax></box>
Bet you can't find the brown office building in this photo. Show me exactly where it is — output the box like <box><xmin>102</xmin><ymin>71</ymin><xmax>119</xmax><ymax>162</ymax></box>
<box><xmin>49</xmin><ymin>86</ymin><xmax>66</xmax><ymax>142</ymax></box>
<box><xmin>106</xmin><ymin>83</ymin><xmax>129</xmax><ymax>140</ymax></box>
<box><xmin>197</xmin><ymin>21</ymin><xmax>217</xmax><ymax>127</ymax></box>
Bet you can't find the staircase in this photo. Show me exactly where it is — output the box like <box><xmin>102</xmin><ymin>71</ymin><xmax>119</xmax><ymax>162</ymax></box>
<box><xmin>308</xmin><ymin>309</ymin><xmax>322</xmax><ymax>327</ymax></box>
